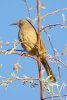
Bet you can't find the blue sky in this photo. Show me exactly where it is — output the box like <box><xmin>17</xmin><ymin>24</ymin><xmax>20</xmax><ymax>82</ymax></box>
<box><xmin>0</xmin><ymin>0</ymin><xmax>67</xmax><ymax>100</ymax></box>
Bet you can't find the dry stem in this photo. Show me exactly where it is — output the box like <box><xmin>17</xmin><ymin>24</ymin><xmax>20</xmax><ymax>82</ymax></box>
<box><xmin>41</xmin><ymin>8</ymin><xmax>67</xmax><ymax>20</ymax></box>
<box><xmin>37</xmin><ymin>0</ymin><xmax>44</xmax><ymax>100</ymax></box>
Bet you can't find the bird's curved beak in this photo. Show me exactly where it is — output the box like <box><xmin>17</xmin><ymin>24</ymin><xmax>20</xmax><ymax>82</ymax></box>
<box><xmin>10</xmin><ymin>22</ymin><xmax>19</xmax><ymax>26</ymax></box>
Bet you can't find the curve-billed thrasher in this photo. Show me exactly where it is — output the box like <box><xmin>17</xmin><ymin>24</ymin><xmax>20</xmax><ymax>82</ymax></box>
<box><xmin>12</xmin><ymin>19</ymin><xmax>56</xmax><ymax>82</ymax></box>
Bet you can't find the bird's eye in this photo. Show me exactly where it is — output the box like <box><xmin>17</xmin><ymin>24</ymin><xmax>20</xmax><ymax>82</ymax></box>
<box><xmin>19</xmin><ymin>23</ymin><xmax>23</xmax><ymax>26</ymax></box>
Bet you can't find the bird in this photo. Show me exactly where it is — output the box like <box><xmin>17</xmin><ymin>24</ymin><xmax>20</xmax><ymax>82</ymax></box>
<box><xmin>12</xmin><ymin>19</ymin><xmax>56</xmax><ymax>82</ymax></box>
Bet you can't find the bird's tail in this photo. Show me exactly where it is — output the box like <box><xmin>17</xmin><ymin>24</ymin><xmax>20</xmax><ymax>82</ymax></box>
<box><xmin>41</xmin><ymin>58</ymin><xmax>56</xmax><ymax>82</ymax></box>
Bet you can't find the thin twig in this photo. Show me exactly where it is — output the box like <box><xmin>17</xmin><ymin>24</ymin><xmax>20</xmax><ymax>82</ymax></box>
<box><xmin>25</xmin><ymin>0</ymin><xmax>31</xmax><ymax>18</ymax></box>
<box><xmin>40</xmin><ymin>23</ymin><xmax>67</xmax><ymax>32</ymax></box>
<box><xmin>45</xmin><ymin>31</ymin><xmax>55</xmax><ymax>54</ymax></box>
<box><xmin>0</xmin><ymin>50</ymin><xmax>38</xmax><ymax>61</ymax></box>
<box><xmin>47</xmin><ymin>55</ymin><xmax>67</xmax><ymax>68</ymax></box>
<box><xmin>0</xmin><ymin>41</ymin><xmax>20</xmax><ymax>48</ymax></box>
<box><xmin>56</xmin><ymin>59</ymin><xmax>67</xmax><ymax>68</ymax></box>
<box><xmin>0</xmin><ymin>77</ymin><xmax>39</xmax><ymax>85</ymax></box>
<box><xmin>41</xmin><ymin>8</ymin><xmax>67</xmax><ymax>20</ymax></box>
<box><xmin>44</xmin><ymin>94</ymin><xmax>67</xmax><ymax>100</ymax></box>
<box><xmin>45</xmin><ymin>30</ymin><xmax>62</xmax><ymax>80</ymax></box>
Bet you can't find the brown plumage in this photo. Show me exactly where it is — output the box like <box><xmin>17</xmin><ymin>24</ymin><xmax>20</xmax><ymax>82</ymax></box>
<box><xmin>12</xmin><ymin>19</ymin><xmax>56</xmax><ymax>82</ymax></box>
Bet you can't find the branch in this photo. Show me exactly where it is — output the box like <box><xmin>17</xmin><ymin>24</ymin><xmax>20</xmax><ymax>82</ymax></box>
<box><xmin>37</xmin><ymin>0</ymin><xmax>45</xmax><ymax>100</ymax></box>
<box><xmin>40</xmin><ymin>23</ymin><xmax>67</xmax><ymax>32</ymax></box>
<box><xmin>0</xmin><ymin>50</ymin><xmax>38</xmax><ymax>61</ymax></box>
<box><xmin>47</xmin><ymin>55</ymin><xmax>67</xmax><ymax>68</ymax></box>
<box><xmin>24</xmin><ymin>0</ymin><xmax>31</xmax><ymax>18</ymax></box>
<box><xmin>41</xmin><ymin>8</ymin><xmax>67</xmax><ymax>20</ymax></box>
<box><xmin>44</xmin><ymin>30</ymin><xmax>62</xmax><ymax>80</ymax></box>
<box><xmin>0</xmin><ymin>77</ymin><xmax>39</xmax><ymax>87</ymax></box>
<box><xmin>44</xmin><ymin>94</ymin><xmax>67</xmax><ymax>100</ymax></box>
<box><xmin>0</xmin><ymin>40</ymin><xmax>19</xmax><ymax>48</ymax></box>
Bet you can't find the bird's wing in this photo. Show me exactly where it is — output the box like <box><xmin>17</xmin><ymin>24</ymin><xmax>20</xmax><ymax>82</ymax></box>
<box><xmin>26</xmin><ymin>19</ymin><xmax>46</xmax><ymax>52</ymax></box>
<box><xmin>26</xmin><ymin>19</ymin><xmax>38</xmax><ymax>35</ymax></box>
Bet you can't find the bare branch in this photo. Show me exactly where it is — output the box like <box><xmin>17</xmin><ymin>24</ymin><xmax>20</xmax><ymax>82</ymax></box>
<box><xmin>24</xmin><ymin>0</ymin><xmax>31</xmax><ymax>18</ymax></box>
<box><xmin>44</xmin><ymin>30</ymin><xmax>62</xmax><ymax>80</ymax></box>
<box><xmin>41</xmin><ymin>8</ymin><xmax>67</xmax><ymax>20</ymax></box>
<box><xmin>0</xmin><ymin>50</ymin><xmax>38</xmax><ymax>61</ymax></box>
<box><xmin>44</xmin><ymin>94</ymin><xmax>67</xmax><ymax>100</ymax></box>
<box><xmin>37</xmin><ymin>0</ymin><xmax>45</xmax><ymax>100</ymax></box>
<box><xmin>40</xmin><ymin>23</ymin><xmax>67</xmax><ymax>32</ymax></box>
<box><xmin>0</xmin><ymin>77</ymin><xmax>39</xmax><ymax>87</ymax></box>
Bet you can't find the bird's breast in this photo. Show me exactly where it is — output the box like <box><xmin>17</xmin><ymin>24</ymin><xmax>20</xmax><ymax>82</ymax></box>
<box><xmin>18</xmin><ymin>26</ymin><xmax>37</xmax><ymax>55</ymax></box>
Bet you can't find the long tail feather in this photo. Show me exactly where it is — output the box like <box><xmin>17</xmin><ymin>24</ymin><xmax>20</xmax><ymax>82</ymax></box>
<box><xmin>41</xmin><ymin>58</ymin><xmax>56</xmax><ymax>82</ymax></box>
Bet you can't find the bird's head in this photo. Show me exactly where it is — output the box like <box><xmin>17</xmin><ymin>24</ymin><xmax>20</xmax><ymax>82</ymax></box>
<box><xmin>11</xmin><ymin>19</ymin><xmax>29</xmax><ymax>28</ymax></box>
